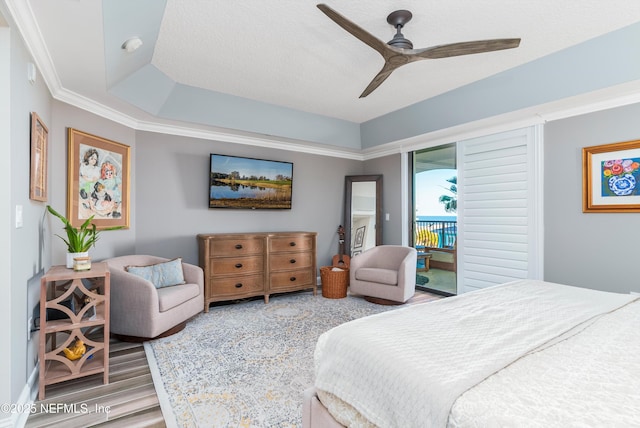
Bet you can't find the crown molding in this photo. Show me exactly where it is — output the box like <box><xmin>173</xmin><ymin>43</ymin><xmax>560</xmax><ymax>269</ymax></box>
<box><xmin>55</xmin><ymin>86</ymin><xmax>365</xmax><ymax>160</ymax></box>
<box><xmin>361</xmin><ymin>79</ymin><xmax>640</xmax><ymax>158</ymax></box>
<box><xmin>46</xmin><ymin>76</ymin><xmax>640</xmax><ymax>164</ymax></box>
<box><xmin>5</xmin><ymin>0</ymin><xmax>365</xmax><ymax>161</ymax></box>
<box><xmin>135</xmin><ymin>120</ymin><xmax>365</xmax><ymax>160</ymax></box>
<box><xmin>8</xmin><ymin>0</ymin><xmax>640</xmax><ymax>163</ymax></box>
<box><xmin>537</xmin><ymin>80</ymin><xmax>640</xmax><ymax>122</ymax></box>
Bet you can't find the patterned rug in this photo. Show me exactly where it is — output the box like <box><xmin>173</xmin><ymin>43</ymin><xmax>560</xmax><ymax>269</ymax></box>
<box><xmin>144</xmin><ymin>291</ymin><xmax>404</xmax><ymax>427</ymax></box>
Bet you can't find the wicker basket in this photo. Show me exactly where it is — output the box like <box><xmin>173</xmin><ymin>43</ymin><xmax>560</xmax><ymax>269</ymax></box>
<box><xmin>320</xmin><ymin>266</ymin><xmax>349</xmax><ymax>299</ymax></box>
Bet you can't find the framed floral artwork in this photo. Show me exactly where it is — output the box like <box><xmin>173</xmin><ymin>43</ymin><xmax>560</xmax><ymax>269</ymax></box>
<box><xmin>30</xmin><ymin>112</ymin><xmax>48</xmax><ymax>201</ymax></box>
<box><xmin>67</xmin><ymin>128</ymin><xmax>130</xmax><ymax>229</ymax></box>
<box><xmin>583</xmin><ymin>139</ymin><xmax>640</xmax><ymax>212</ymax></box>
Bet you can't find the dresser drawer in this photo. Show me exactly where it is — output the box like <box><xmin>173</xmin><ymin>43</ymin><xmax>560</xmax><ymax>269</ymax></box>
<box><xmin>210</xmin><ymin>274</ymin><xmax>264</xmax><ymax>295</ymax></box>
<box><xmin>270</xmin><ymin>269</ymin><xmax>314</xmax><ymax>290</ymax></box>
<box><xmin>210</xmin><ymin>238</ymin><xmax>264</xmax><ymax>256</ymax></box>
<box><xmin>269</xmin><ymin>252</ymin><xmax>313</xmax><ymax>271</ymax></box>
<box><xmin>209</xmin><ymin>255</ymin><xmax>263</xmax><ymax>275</ymax></box>
<box><xmin>269</xmin><ymin>235</ymin><xmax>314</xmax><ymax>253</ymax></box>
<box><xmin>199</xmin><ymin>231</ymin><xmax>316</xmax><ymax>311</ymax></box>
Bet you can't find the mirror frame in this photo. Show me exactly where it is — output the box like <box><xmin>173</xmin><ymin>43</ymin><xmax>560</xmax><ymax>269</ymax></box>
<box><xmin>344</xmin><ymin>174</ymin><xmax>383</xmax><ymax>257</ymax></box>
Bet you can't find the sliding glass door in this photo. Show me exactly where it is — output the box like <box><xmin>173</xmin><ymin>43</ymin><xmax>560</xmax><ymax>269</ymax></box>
<box><xmin>410</xmin><ymin>144</ymin><xmax>457</xmax><ymax>296</ymax></box>
<box><xmin>408</xmin><ymin>126</ymin><xmax>542</xmax><ymax>295</ymax></box>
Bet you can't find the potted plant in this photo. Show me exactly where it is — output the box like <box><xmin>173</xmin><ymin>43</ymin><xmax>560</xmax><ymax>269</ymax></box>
<box><xmin>47</xmin><ymin>205</ymin><xmax>103</xmax><ymax>268</ymax></box>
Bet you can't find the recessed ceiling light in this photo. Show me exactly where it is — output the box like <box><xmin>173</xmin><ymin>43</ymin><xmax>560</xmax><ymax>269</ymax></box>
<box><xmin>121</xmin><ymin>37</ymin><xmax>143</xmax><ymax>53</ymax></box>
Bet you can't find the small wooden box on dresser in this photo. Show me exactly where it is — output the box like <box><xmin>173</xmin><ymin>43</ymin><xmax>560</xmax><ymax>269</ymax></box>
<box><xmin>198</xmin><ymin>232</ymin><xmax>317</xmax><ymax>311</ymax></box>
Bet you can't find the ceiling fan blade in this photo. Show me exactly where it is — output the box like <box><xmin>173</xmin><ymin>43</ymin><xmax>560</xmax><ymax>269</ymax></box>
<box><xmin>318</xmin><ymin>5</ymin><xmax>522</xmax><ymax>98</ymax></box>
<box><xmin>415</xmin><ymin>38</ymin><xmax>521</xmax><ymax>59</ymax></box>
<box><xmin>359</xmin><ymin>63</ymin><xmax>398</xmax><ymax>98</ymax></box>
<box><xmin>317</xmin><ymin>4</ymin><xmax>391</xmax><ymax>57</ymax></box>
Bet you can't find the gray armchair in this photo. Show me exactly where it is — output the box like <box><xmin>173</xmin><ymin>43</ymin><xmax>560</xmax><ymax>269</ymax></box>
<box><xmin>349</xmin><ymin>245</ymin><xmax>417</xmax><ymax>304</ymax></box>
<box><xmin>104</xmin><ymin>255</ymin><xmax>204</xmax><ymax>341</ymax></box>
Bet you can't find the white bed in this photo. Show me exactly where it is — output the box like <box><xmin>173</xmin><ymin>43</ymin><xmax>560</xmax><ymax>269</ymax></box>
<box><xmin>303</xmin><ymin>280</ymin><xmax>640</xmax><ymax>427</ymax></box>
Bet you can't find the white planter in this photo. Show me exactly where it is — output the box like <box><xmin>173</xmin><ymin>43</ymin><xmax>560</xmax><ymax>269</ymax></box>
<box><xmin>66</xmin><ymin>252</ymin><xmax>89</xmax><ymax>269</ymax></box>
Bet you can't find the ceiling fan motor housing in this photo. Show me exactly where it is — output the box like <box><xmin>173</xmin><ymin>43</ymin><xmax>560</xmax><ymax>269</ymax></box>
<box><xmin>388</xmin><ymin>32</ymin><xmax>413</xmax><ymax>49</ymax></box>
<box><xmin>387</xmin><ymin>10</ymin><xmax>413</xmax><ymax>49</ymax></box>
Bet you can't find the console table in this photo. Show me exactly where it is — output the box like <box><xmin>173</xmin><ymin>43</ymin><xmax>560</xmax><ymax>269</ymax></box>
<box><xmin>197</xmin><ymin>232</ymin><xmax>317</xmax><ymax>311</ymax></box>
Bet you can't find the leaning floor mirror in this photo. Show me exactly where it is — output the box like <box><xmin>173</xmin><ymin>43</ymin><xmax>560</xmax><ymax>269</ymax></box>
<box><xmin>344</xmin><ymin>175</ymin><xmax>382</xmax><ymax>257</ymax></box>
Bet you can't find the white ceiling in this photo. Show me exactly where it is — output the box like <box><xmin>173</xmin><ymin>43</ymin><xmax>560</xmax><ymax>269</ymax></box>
<box><xmin>11</xmin><ymin>1</ymin><xmax>640</xmax><ymax>131</ymax></box>
<box><xmin>152</xmin><ymin>0</ymin><xmax>640</xmax><ymax>123</ymax></box>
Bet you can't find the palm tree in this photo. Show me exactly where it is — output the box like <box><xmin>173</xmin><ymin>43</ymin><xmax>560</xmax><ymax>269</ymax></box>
<box><xmin>439</xmin><ymin>176</ymin><xmax>457</xmax><ymax>213</ymax></box>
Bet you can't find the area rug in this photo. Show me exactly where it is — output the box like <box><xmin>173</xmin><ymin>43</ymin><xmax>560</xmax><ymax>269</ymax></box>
<box><xmin>144</xmin><ymin>291</ymin><xmax>405</xmax><ymax>427</ymax></box>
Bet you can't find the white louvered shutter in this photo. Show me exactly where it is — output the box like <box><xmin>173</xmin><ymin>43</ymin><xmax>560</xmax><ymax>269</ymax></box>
<box><xmin>457</xmin><ymin>126</ymin><xmax>542</xmax><ymax>293</ymax></box>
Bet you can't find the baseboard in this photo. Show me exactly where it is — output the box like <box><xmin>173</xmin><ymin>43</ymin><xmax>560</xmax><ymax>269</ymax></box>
<box><xmin>6</xmin><ymin>366</ymin><xmax>38</xmax><ymax>428</ymax></box>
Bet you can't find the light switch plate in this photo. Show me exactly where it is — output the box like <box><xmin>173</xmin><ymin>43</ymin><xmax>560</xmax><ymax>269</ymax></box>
<box><xmin>15</xmin><ymin>205</ymin><xmax>23</xmax><ymax>228</ymax></box>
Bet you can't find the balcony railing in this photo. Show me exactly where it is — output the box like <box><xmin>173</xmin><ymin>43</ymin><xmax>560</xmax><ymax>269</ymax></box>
<box><xmin>415</xmin><ymin>219</ymin><xmax>457</xmax><ymax>249</ymax></box>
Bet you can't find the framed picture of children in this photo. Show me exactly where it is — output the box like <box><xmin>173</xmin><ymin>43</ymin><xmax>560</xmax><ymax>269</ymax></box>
<box><xmin>67</xmin><ymin>128</ymin><xmax>130</xmax><ymax>229</ymax></box>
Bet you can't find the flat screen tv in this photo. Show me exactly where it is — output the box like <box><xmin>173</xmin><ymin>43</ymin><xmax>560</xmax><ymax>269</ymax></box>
<box><xmin>209</xmin><ymin>154</ymin><xmax>293</xmax><ymax>209</ymax></box>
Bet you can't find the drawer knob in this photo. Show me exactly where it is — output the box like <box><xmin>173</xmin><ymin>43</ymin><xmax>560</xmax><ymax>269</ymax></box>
<box><xmin>289</xmin><ymin>276</ymin><xmax>296</xmax><ymax>282</ymax></box>
<box><xmin>289</xmin><ymin>259</ymin><xmax>296</xmax><ymax>264</ymax></box>
<box><xmin>235</xmin><ymin>244</ymin><xmax>243</xmax><ymax>249</ymax></box>
<box><xmin>289</xmin><ymin>242</ymin><xmax>296</xmax><ymax>247</ymax></box>
<box><xmin>235</xmin><ymin>283</ymin><xmax>243</xmax><ymax>288</ymax></box>
<box><xmin>235</xmin><ymin>263</ymin><xmax>243</xmax><ymax>268</ymax></box>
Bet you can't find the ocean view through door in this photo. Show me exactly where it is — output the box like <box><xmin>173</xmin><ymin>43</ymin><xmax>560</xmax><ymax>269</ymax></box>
<box><xmin>411</xmin><ymin>144</ymin><xmax>457</xmax><ymax>296</ymax></box>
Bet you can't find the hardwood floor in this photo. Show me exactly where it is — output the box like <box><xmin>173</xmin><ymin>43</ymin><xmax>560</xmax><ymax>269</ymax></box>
<box><xmin>26</xmin><ymin>290</ymin><xmax>441</xmax><ymax>427</ymax></box>
<box><xmin>26</xmin><ymin>340</ymin><xmax>165</xmax><ymax>428</ymax></box>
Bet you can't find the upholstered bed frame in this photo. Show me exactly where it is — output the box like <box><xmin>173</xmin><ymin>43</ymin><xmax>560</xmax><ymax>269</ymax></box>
<box><xmin>303</xmin><ymin>387</ymin><xmax>343</xmax><ymax>428</ymax></box>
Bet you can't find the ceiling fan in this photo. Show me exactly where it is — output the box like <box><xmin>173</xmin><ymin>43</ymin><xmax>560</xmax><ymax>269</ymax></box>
<box><xmin>317</xmin><ymin>4</ymin><xmax>521</xmax><ymax>98</ymax></box>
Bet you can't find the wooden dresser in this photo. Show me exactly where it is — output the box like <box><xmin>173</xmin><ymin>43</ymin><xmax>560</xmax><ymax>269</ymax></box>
<box><xmin>197</xmin><ymin>232</ymin><xmax>317</xmax><ymax>311</ymax></box>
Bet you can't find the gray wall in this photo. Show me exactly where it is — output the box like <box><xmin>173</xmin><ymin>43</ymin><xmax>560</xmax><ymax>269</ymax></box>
<box><xmin>44</xmin><ymin>108</ymin><xmax>365</xmax><ymax>269</ymax></box>
<box><xmin>544</xmin><ymin>103</ymin><xmax>640</xmax><ymax>294</ymax></box>
<box><xmin>132</xmin><ymin>132</ymin><xmax>363</xmax><ymax>267</ymax></box>
<box><xmin>2</xmin><ymin>7</ymin><xmax>53</xmax><ymax>414</ymax></box>
<box><xmin>0</xmin><ymin>18</ymin><xmax>13</xmax><ymax>414</ymax></box>
<box><xmin>363</xmin><ymin>154</ymin><xmax>403</xmax><ymax>246</ymax></box>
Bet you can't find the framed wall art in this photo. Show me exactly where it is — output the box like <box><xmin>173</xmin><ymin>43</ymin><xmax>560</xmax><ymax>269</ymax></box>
<box><xmin>354</xmin><ymin>226</ymin><xmax>366</xmax><ymax>248</ymax></box>
<box><xmin>583</xmin><ymin>139</ymin><xmax>640</xmax><ymax>213</ymax></box>
<box><xmin>67</xmin><ymin>128</ymin><xmax>130</xmax><ymax>229</ymax></box>
<box><xmin>209</xmin><ymin>153</ymin><xmax>293</xmax><ymax>209</ymax></box>
<box><xmin>30</xmin><ymin>112</ymin><xmax>48</xmax><ymax>201</ymax></box>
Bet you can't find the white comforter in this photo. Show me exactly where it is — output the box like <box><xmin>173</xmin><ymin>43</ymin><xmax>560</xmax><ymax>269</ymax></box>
<box><xmin>448</xmin><ymin>298</ymin><xmax>640</xmax><ymax>427</ymax></box>
<box><xmin>314</xmin><ymin>280</ymin><xmax>638</xmax><ymax>428</ymax></box>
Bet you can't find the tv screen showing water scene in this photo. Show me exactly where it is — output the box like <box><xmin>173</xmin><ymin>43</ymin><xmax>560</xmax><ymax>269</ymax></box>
<box><xmin>209</xmin><ymin>154</ymin><xmax>293</xmax><ymax>209</ymax></box>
